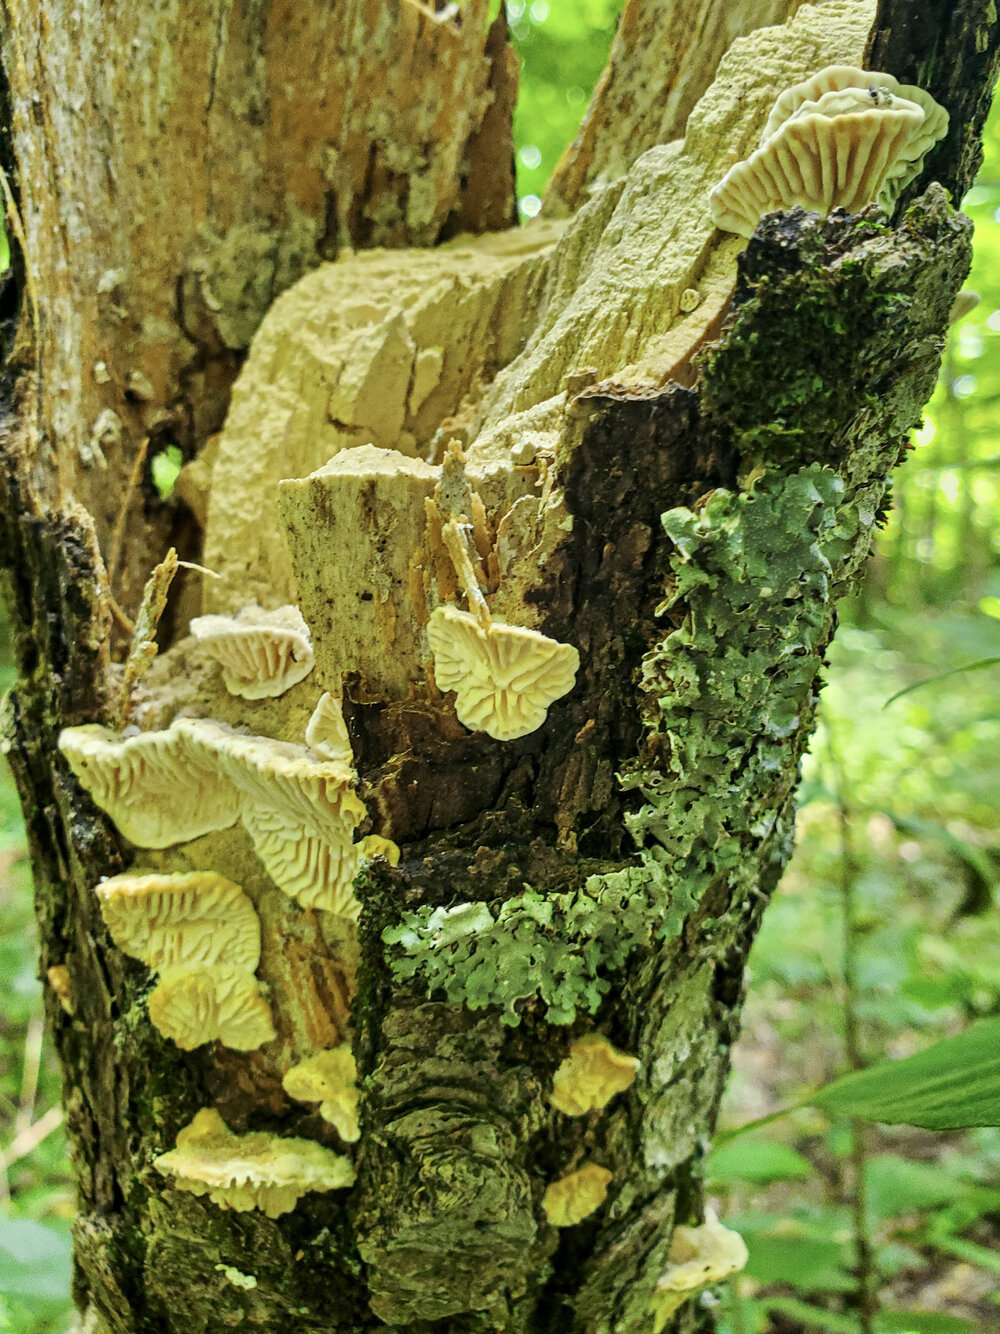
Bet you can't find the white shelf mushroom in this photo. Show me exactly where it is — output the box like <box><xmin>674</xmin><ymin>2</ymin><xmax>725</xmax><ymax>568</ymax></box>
<box><xmin>650</xmin><ymin>1210</ymin><xmax>749</xmax><ymax>1330</ymax></box>
<box><xmin>94</xmin><ymin>871</ymin><xmax>274</xmax><ymax>1052</ymax></box>
<box><xmin>149</xmin><ymin>963</ymin><xmax>276</xmax><ymax>1051</ymax></box>
<box><xmin>58</xmin><ymin>722</ymin><xmax>243</xmax><ymax>848</ymax></box>
<box><xmin>189</xmin><ymin>604</ymin><xmax>315</xmax><ymax>699</ymax></box>
<box><xmin>304</xmin><ymin>692</ymin><xmax>354</xmax><ymax>766</ymax></box>
<box><xmin>282</xmin><ymin>1045</ymin><xmax>360</xmax><ymax>1141</ymax></box>
<box><xmin>96</xmin><ymin>871</ymin><xmax>262</xmax><ymax>972</ymax></box>
<box><xmin>427</xmin><ymin>605</ymin><xmax>580</xmax><ymax>742</ymax></box>
<box><xmin>709</xmin><ymin>66</ymin><xmax>948</xmax><ymax>238</ymax></box>
<box><xmin>199</xmin><ymin>722</ymin><xmax>367</xmax><ymax>918</ymax></box>
<box><xmin>154</xmin><ymin>1108</ymin><xmax>356</xmax><ymax>1218</ymax></box>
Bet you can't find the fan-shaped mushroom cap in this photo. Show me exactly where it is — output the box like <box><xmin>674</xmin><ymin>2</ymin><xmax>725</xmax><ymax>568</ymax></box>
<box><xmin>96</xmin><ymin>871</ymin><xmax>261</xmax><ymax>972</ymax></box>
<box><xmin>650</xmin><ymin>1210</ymin><xmax>749</xmax><ymax>1330</ymax></box>
<box><xmin>541</xmin><ymin>1162</ymin><xmax>613</xmax><ymax>1227</ymax></box>
<box><xmin>427</xmin><ymin>606</ymin><xmax>579</xmax><ymax>742</ymax></box>
<box><xmin>282</xmin><ymin>1045</ymin><xmax>360</xmax><ymax>1141</ymax></box>
<box><xmin>189</xmin><ymin>604</ymin><xmax>315</xmax><ymax>699</ymax></box>
<box><xmin>148</xmin><ymin>963</ymin><xmax>276</xmax><ymax>1051</ymax></box>
<box><xmin>550</xmin><ymin>1034</ymin><xmax>640</xmax><ymax>1116</ymax></box>
<box><xmin>359</xmin><ymin>834</ymin><xmax>400</xmax><ymax>866</ymax></box>
<box><xmin>709</xmin><ymin>67</ymin><xmax>948</xmax><ymax>238</ymax></box>
<box><xmin>58</xmin><ymin>723</ymin><xmax>242</xmax><ymax>847</ymax></box>
<box><xmin>154</xmin><ymin>1107</ymin><xmax>356</xmax><ymax>1218</ymax></box>
<box><xmin>305</xmin><ymin>692</ymin><xmax>354</xmax><ymax>765</ymax></box>
<box><xmin>199</xmin><ymin>721</ymin><xmax>367</xmax><ymax>917</ymax></box>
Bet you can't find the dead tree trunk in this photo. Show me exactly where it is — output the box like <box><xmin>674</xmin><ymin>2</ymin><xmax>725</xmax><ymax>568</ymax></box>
<box><xmin>0</xmin><ymin>2</ymin><xmax>995</xmax><ymax>1332</ymax></box>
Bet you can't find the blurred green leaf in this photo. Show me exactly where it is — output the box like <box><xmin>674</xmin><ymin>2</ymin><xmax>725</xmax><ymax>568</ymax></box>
<box><xmin>884</xmin><ymin>658</ymin><xmax>1000</xmax><ymax>708</ymax></box>
<box><xmin>0</xmin><ymin>1218</ymin><xmax>71</xmax><ymax>1301</ymax></box>
<box><xmin>707</xmin><ymin>1138</ymin><xmax>813</xmax><ymax>1185</ymax></box>
<box><xmin>810</xmin><ymin>1019</ymin><xmax>1000</xmax><ymax>1129</ymax></box>
<box><xmin>865</xmin><ymin>1156</ymin><xmax>964</xmax><ymax>1218</ymax></box>
<box><xmin>875</xmin><ymin>1315</ymin><xmax>976</xmax><ymax>1334</ymax></box>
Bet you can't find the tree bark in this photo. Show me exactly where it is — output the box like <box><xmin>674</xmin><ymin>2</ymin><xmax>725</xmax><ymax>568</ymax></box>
<box><xmin>0</xmin><ymin>3</ymin><xmax>995</xmax><ymax>1333</ymax></box>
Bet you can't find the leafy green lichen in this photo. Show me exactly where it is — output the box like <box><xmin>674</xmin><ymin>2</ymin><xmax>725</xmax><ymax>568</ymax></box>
<box><xmin>383</xmin><ymin>463</ymin><xmax>870</xmax><ymax>1024</ymax></box>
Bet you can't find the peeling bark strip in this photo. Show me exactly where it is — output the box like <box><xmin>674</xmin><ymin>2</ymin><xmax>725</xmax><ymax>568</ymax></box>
<box><xmin>0</xmin><ymin>2</ymin><xmax>993</xmax><ymax>1332</ymax></box>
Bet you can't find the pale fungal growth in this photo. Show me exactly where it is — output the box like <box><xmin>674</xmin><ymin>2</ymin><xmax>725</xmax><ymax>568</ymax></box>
<box><xmin>154</xmin><ymin>1108</ymin><xmax>356</xmax><ymax>1218</ymax></box>
<box><xmin>359</xmin><ymin>834</ymin><xmax>401</xmax><ymax>866</ymax></box>
<box><xmin>94</xmin><ymin>870</ymin><xmax>273</xmax><ymax>1052</ymax></box>
<box><xmin>149</xmin><ymin>964</ymin><xmax>276</xmax><ymax>1051</ymax></box>
<box><xmin>550</xmin><ymin>1033</ymin><xmax>640</xmax><ymax>1116</ymax></box>
<box><xmin>204</xmin><ymin>722</ymin><xmax>367</xmax><ymax>917</ymax></box>
<box><xmin>304</xmin><ymin>692</ymin><xmax>354</xmax><ymax>766</ymax></box>
<box><xmin>47</xmin><ymin>965</ymin><xmax>74</xmax><ymax>1015</ymax></box>
<box><xmin>541</xmin><ymin>1162</ymin><xmax>613</xmax><ymax>1228</ymax></box>
<box><xmin>58</xmin><ymin>722</ymin><xmax>242</xmax><ymax>847</ymax></box>
<box><xmin>95</xmin><ymin>871</ymin><xmax>261</xmax><ymax>972</ymax></box>
<box><xmin>282</xmin><ymin>1045</ymin><xmax>360</xmax><ymax>1141</ymax></box>
<box><xmin>189</xmin><ymin>603</ymin><xmax>315</xmax><ymax>699</ymax></box>
<box><xmin>649</xmin><ymin>1210</ymin><xmax>750</xmax><ymax>1331</ymax></box>
<box><xmin>709</xmin><ymin>66</ymin><xmax>948</xmax><ymax>238</ymax></box>
<box><xmin>427</xmin><ymin>606</ymin><xmax>580</xmax><ymax>742</ymax></box>
<box><xmin>950</xmin><ymin>290</ymin><xmax>980</xmax><ymax>324</ymax></box>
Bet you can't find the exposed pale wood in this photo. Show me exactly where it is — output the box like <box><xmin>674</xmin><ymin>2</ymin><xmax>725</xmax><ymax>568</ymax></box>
<box><xmin>544</xmin><ymin>0</ymin><xmax>813</xmax><ymax>215</ymax></box>
<box><xmin>0</xmin><ymin>0</ymin><xmax>514</xmax><ymax>614</ymax></box>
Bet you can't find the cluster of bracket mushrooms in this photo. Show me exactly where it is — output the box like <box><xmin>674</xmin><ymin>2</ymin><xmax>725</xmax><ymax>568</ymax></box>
<box><xmin>56</xmin><ymin>61</ymin><xmax>946</xmax><ymax>1324</ymax></box>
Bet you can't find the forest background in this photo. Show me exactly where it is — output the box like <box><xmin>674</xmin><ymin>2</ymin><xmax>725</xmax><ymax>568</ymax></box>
<box><xmin>0</xmin><ymin>4</ymin><xmax>998</xmax><ymax>1332</ymax></box>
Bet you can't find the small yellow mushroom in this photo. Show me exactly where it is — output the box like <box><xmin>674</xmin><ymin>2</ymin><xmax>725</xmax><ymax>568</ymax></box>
<box><xmin>282</xmin><ymin>1045</ymin><xmax>360</xmax><ymax>1141</ymax></box>
<box><xmin>46</xmin><ymin>965</ymin><xmax>74</xmax><ymax>1015</ymax></box>
<box><xmin>541</xmin><ymin>1162</ymin><xmax>613</xmax><ymax>1227</ymax></box>
<box><xmin>427</xmin><ymin>605</ymin><xmax>579</xmax><ymax>742</ymax></box>
<box><xmin>189</xmin><ymin>603</ymin><xmax>315</xmax><ymax>699</ymax></box>
<box><xmin>359</xmin><ymin>834</ymin><xmax>401</xmax><ymax>867</ymax></box>
<box><xmin>649</xmin><ymin>1210</ymin><xmax>749</xmax><ymax>1331</ymax></box>
<box><xmin>154</xmin><ymin>1107</ymin><xmax>356</xmax><ymax>1218</ymax></box>
<box><xmin>550</xmin><ymin>1033</ymin><xmax>640</xmax><ymax>1116</ymax></box>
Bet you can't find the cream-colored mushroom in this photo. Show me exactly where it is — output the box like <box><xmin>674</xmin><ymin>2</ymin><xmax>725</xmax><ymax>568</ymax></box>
<box><xmin>650</xmin><ymin>1210</ymin><xmax>749</xmax><ymax>1330</ymax></box>
<box><xmin>427</xmin><ymin>605</ymin><xmax>579</xmax><ymax>741</ymax></box>
<box><xmin>200</xmin><ymin>721</ymin><xmax>367</xmax><ymax>917</ymax></box>
<box><xmin>58</xmin><ymin>722</ymin><xmax>242</xmax><ymax>847</ymax></box>
<box><xmin>148</xmin><ymin>964</ymin><xmax>276</xmax><ymax>1051</ymax></box>
<box><xmin>550</xmin><ymin>1034</ymin><xmax>640</xmax><ymax>1116</ymax></box>
<box><xmin>189</xmin><ymin>604</ymin><xmax>315</xmax><ymax>699</ymax></box>
<box><xmin>95</xmin><ymin>871</ymin><xmax>261</xmax><ymax>972</ymax></box>
<box><xmin>304</xmin><ymin>692</ymin><xmax>354</xmax><ymax>766</ymax></box>
<box><xmin>282</xmin><ymin>1045</ymin><xmax>360</xmax><ymax>1141</ymax></box>
<box><xmin>541</xmin><ymin>1162</ymin><xmax>613</xmax><ymax>1227</ymax></box>
<box><xmin>153</xmin><ymin>1107</ymin><xmax>356</xmax><ymax>1218</ymax></box>
<box><xmin>759</xmin><ymin>66</ymin><xmax>949</xmax><ymax>204</ymax></box>
<box><xmin>709</xmin><ymin>66</ymin><xmax>948</xmax><ymax>238</ymax></box>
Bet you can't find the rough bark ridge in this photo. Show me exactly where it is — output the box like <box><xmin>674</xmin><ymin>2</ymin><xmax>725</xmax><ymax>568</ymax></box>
<box><xmin>0</xmin><ymin>2</ymin><xmax>994</xmax><ymax>1333</ymax></box>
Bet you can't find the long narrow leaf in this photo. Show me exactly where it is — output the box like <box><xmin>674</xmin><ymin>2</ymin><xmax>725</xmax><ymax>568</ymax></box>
<box><xmin>883</xmin><ymin>657</ymin><xmax>1000</xmax><ymax>708</ymax></box>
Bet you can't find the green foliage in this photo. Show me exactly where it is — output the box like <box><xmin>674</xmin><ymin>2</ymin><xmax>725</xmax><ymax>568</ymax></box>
<box><xmin>808</xmin><ymin>1019</ymin><xmax>1000</xmax><ymax>1130</ymax></box>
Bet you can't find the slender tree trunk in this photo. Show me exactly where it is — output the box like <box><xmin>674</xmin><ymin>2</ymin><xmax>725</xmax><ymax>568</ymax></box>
<box><xmin>0</xmin><ymin>3</ymin><xmax>996</xmax><ymax>1333</ymax></box>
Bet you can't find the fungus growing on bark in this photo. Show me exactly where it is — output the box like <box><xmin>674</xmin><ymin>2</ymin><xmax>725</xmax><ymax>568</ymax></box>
<box><xmin>541</xmin><ymin>1162</ymin><xmax>613</xmax><ymax>1227</ymax></box>
<box><xmin>204</xmin><ymin>723</ymin><xmax>367</xmax><ymax>917</ymax></box>
<box><xmin>709</xmin><ymin>66</ymin><xmax>948</xmax><ymax>238</ymax></box>
<box><xmin>189</xmin><ymin>604</ymin><xmax>315</xmax><ymax>699</ymax></box>
<box><xmin>282</xmin><ymin>1045</ymin><xmax>360</xmax><ymax>1141</ymax></box>
<box><xmin>305</xmin><ymin>692</ymin><xmax>354</xmax><ymax>765</ymax></box>
<box><xmin>148</xmin><ymin>963</ymin><xmax>276</xmax><ymax>1051</ymax></box>
<box><xmin>427</xmin><ymin>605</ymin><xmax>579</xmax><ymax>741</ymax></box>
<box><xmin>359</xmin><ymin>834</ymin><xmax>401</xmax><ymax>866</ymax></box>
<box><xmin>58</xmin><ymin>722</ymin><xmax>242</xmax><ymax>847</ymax></box>
<box><xmin>95</xmin><ymin>871</ymin><xmax>261</xmax><ymax>972</ymax></box>
<box><xmin>550</xmin><ymin>1033</ymin><xmax>640</xmax><ymax>1115</ymax></box>
<box><xmin>153</xmin><ymin>1108</ymin><xmax>356</xmax><ymax>1218</ymax></box>
<box><xmin>649</xmin><ymin>1210</ymin><xmax>749</xmax><ymax>1330</ymax></box>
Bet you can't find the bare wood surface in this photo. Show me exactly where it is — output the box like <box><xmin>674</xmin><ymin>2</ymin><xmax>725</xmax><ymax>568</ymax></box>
<box><xmin>544</xmin><ymin>0</ymin><xmax>812</xmax><ymax>215</ymax></box>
